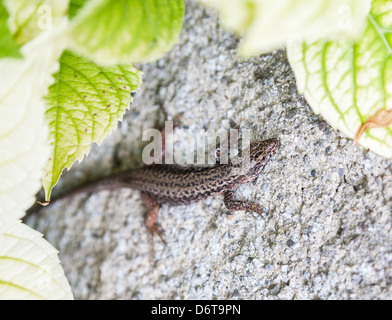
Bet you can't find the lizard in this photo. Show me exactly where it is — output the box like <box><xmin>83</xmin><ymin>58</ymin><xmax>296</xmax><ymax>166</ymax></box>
<box><xmin>38</xmin><ymin>138</ymin><xmax>279</xmax><ymax>242</ymax></box>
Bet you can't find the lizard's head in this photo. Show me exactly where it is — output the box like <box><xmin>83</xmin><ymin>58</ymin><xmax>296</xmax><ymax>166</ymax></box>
<box><xmin>247</xmin><ymin>138</ymin><xmax>279</xmax><ymax>175</ymax></box>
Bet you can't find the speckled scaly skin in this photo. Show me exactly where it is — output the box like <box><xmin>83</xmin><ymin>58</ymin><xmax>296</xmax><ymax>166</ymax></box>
<box><xmin>47</xmin><ymin>139</ymin><xmax>279</xmax><ymax>239</ymax></box>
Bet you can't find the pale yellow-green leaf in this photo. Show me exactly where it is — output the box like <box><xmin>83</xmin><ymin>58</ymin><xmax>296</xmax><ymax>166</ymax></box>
<box><xmin>68</xmin><ymin>0</ymin><xmax>184</xmax><ymax>65</ymax></box>
<box><xmin>202</xmin><ymin>0</ymin><xmax>371</xmax><ymax>57</ymax></box>
<box><xmin>42</xmin><ymin>51</ymin><xmax>142</xmax><ymax>201</ymax></box>
<box><xmin>0</xmin><ymin>19</ymin><xmax>68</xmax><ymax>219</ymax></box>
<box><xmin>0</xmin><ymin>220</ymin><xmax>73</xmax><ymax>300</ymax></box>
<box><xmin>4</xmin><ymin>0</ymin><xmax>69</xmax><ymax>46</ymax></box>
<box><xmin>287</xmin><ymin>0</ymin><xmax>392</xmax><ymax>157</ymax></box>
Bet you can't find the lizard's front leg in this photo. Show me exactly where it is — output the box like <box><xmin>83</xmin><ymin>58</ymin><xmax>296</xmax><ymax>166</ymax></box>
<box><xmin>223</xmin><ymin>190</ymin><xmax>267</xmax><ymax>218</ymax></box>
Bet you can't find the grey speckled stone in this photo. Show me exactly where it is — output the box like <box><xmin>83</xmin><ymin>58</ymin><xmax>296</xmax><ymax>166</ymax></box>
<box><xmin>26</xmin><ymin>0</ymin><xmax>392</xmax><ymax>300</ymax></box>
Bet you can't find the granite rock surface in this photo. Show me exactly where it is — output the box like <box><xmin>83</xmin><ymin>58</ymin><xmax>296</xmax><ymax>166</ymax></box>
<box><xmin>26</xmin><ymin>0</ymin><xmax>392</xmax><ymax>299</ymax></box>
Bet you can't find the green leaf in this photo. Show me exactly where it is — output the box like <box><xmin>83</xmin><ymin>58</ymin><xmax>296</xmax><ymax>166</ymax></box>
<box><xmin>0</xmin><ymin>220</ymin><xmax>73</xmax><ymax>300</ymax></box>
<box><xmin>69</xmin><ymin>0</ymin><xmax>184</xmax><ymax>65</ymax></box>
<box><xmin>68</xmin><ymin>0</ymin><xmax>90</xmax><ymax>19</ymax></box>
<box><xmin>43</xmin><ymin>50</ymin><xmax>142</xmax><ymax>201</ymax></box>
<box><xmin>4</xmin><ymin>0</ymin><xmax>69</xmax><ymax>46</ymax></box>
<box><xmin>287</xmin><ymin>0</ymin><xmax>392</xmax><ymax>157</ymax></box>
<box><xmin>202</xmin><ymin>0</ymin><xmax>371</xmax><ymax>57</ymax></box>
<box><xmin>0</xmin><ymin>1</ymin><xmax>22</xmax><ymax>58</ymax></box>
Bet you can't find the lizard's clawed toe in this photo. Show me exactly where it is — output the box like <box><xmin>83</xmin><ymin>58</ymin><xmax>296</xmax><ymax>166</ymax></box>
<box><xmin>147</xmin><ymin>223</ymin><xmax>167</xmax><ymax>245</ymax></box>
<box><xmin>172</xmin><ymin>112</ymin><xmax>184</xmax><ymax>128</ymax></box>
<box><xmin>247</xmin><ymin>204</ymin><xmax>268</xmax><ymax>219</ymax></box>
<box><xmin>147</xmin><ymin>223</ymin><xmax>167</xmax><ymax>263</ymax></box>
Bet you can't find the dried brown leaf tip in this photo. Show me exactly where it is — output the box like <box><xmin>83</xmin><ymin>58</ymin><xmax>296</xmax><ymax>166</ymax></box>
<box><xmin>354</xmin><ymin>109</ymin><xmax>392</xmax><ymax>144</ymax></box>
<box><xmin>37</xmin><ymin>200</ymin><xmax>50</xmax><ymax>207</ymax></box>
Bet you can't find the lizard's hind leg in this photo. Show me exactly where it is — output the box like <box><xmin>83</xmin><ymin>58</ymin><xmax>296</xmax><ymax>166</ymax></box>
<box><xmin>141</xmin><ymin>191</ymin><xmax>166</xmax><ymax>243</ymax></box>
<box><xmin>141</xmin><ymin>191</ymin><xmax>166</xmax><ymax>262</ymax></box>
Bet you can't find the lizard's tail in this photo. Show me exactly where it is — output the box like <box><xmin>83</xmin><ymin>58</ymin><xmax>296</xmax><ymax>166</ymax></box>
<box><xmin>25</xmin><ymin>172</ymin><xmax>133</xmax><ymax>218</ymax></box>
